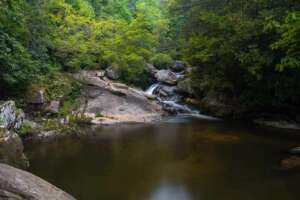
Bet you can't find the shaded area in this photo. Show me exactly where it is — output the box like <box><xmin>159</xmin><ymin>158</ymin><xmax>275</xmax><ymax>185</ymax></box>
<box><xmin>25</xmin><ymin>118</ymin><xmax>300</xmax><ymax>200</ymax></box>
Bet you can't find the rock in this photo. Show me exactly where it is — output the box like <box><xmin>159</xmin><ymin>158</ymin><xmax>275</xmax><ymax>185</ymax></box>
<box><xmin>145</xmin><ymin>94</ymin><xmax>156</xmax><ymax>100</ymax></box>
<box><xmin>46</xmin><ymin>101</ymin><xmax>60</xmax><ymax>114</ymax></box>
<box><xmin>155</xmin><ymin>70</ymin><xmax>178</xmax><ymax>85</ymax></box>
<box><xmin>74</xmin><ymin>71</ymin><xmax>164</xmax><ymax>124</ymax></box>
<box><xmin>170</xmin><ymin>60</ymin><xmax>187</xmax><ymax>72</ymax></box>
<box><xmin>289</xmin><ymin>147</ymin><xmax>300</xmax><ymax>155</ymax></box>
<box><xmin>146</xmin><ymin>63</ymin><xmax>158</xmax><ymax>75</ymax></box>
<box><xmin>83</xmin><ymin>86</ymin><xmax>102</xmax><ymax>98</ymax></box>
<box><xmin>28</xmin><ymin>90</ymin><xmax>45</xmax><ymax>104</ymax></box>
<box><xmin>158</xmin><ymin>89</ymin><xmax>168</xmax><ymax>97</ymax></box>
<box><xmin>0</xmin><ymin>129</ymin><xmax>28</xmax><ymax>168</ymax></box>
<box><xmin>106</xmin><ymin>66</ymin><xmax>121</xmax><ymax>80</ymax></box>
<box><xmin>254</xmin><ymin>119</ymin><xmax>300</xmax><ymax>130</ymax></box>
<box><xmin>176</xmin><ymin>78</ymin><xmax>194</xmax><ymax>96</ymax></box>
<box><xmin>0</xmin><ymin>163</ymin><xmax>75</xmax><ymax>200</ymax></box>
<box><xmin>280</xmin><ymin>156</ymin><xmax>300</xmax><ymax>170</ymax></box>
<box><xmin>74</xmin><ymin>71</ymin><xmax>109</xmax><ymax>88</ymax></box>
<box><xmin>96</xmin><ymin>70</ymin><xmax>105</xmax><ymax>78</ymax></box>
<box><xmin>160</xmin><ymin>85</ymin><xmax>176</xmax><ymax>96</ymax></box>
<box><xmin>199</xmin><ymin>92</ymin><xmax>239</xmax><ymax>118</ymax></box>
<box><xmin>0</xmin><ymin>101</ymin><xmax>25</xmax><ymax>129</ymax></box>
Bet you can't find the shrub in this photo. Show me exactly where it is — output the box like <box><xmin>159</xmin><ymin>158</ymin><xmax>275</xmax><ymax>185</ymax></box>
<box><xmin>150</xmin><ymin>53</ymin><xmax>172</xmax><ymax>69</ymax></box>
<box><xmin>18</xmin><ymin>121</ymin><xmax>34</xmax><ymax>137</ymax></box>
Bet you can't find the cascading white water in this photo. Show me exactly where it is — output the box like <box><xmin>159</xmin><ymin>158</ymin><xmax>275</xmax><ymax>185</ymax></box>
<box><xmin>145</xmin><ymin>78</ymin><xmax>219</xmax><ymax>120</ymax></box>
<box><xmin>162</xmin><ymin>100</ymin><xmax>198</xmax><ymax>114</ymax></box>
<box><xmin>145</xmin><ymin>83</ymin><xmax>160</xmax><ymax>95</ymax></box>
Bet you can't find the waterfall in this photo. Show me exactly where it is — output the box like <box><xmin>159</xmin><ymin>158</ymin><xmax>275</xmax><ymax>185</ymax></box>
<box><xmin>144</xmin><ymin>74</ymin><xmax>219</xmax><ymax>120</ymax></box>
<box><xmin>145</xmin><ymin>83</ymin><xmax>160</xmax><ymax>95</ymax></box>
<box><xmin>162</xmin><ymin>100</ymin><xmax>198</xmax><ymax>114</ymax></box>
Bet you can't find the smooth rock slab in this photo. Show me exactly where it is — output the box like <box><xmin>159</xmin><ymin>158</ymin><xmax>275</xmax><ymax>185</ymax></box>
<box><xmin>0</xmin><ymin>163</ymin><xmax>75</xmax><ymax>200</ymax></box>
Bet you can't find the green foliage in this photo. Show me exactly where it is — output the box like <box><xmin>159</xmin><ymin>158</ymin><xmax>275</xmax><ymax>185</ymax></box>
<box><xmin>95</xmin><ymin>112</ymin><xmax>104</xmax><ymax>118</ymax></box>
<box><xmin>18</xmin><ymin>121</ymin><xmax>34</xmax><ymax>137</ymax></box>
<box><xmin>176</xmin><ymin>0</ymin><xmax>300</xmax><ymax>110</ymax></box>
<box><xmin>150</xmin><ymin>53</ymin><xmax>172</xmax><ymax>69</ymax></box>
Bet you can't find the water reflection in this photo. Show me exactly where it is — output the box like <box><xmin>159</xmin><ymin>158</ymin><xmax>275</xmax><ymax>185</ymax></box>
<box><xmin>149</xmin><ymin>182</ymin><xmax>192</xmax><ymax>200</ymax></box>
<box><xmin>24</xmin><ymin>117</ymin><xmax>300</xmax><ymax>200</ymax></box>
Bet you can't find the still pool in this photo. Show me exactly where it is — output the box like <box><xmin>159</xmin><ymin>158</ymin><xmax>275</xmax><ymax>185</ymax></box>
<box><xmin>24</xmin><ymin>116</ymin><xmax>300</xmax><ymax>200</ymax></box>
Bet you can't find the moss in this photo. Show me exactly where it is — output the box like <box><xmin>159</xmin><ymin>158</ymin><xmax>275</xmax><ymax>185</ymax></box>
<box><xmin>18</xmin><ymin>121</ymin><xmax>34</xmax><ymax>137</ymax></box>
<box><xmin>95</xmin><ymin>113</ymin><xmax>104</xmax><ymax>118</ymax></box>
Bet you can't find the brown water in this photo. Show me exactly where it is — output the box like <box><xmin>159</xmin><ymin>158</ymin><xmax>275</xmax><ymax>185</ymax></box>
<box><xmin>24</xmin><ymin>116</ymin><xmax>300</xmax><ymax>200</ymax></box>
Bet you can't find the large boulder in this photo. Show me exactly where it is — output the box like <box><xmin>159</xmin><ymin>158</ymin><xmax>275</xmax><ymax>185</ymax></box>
<box><xmin>105</xmin><ymin>66</ymin><xmax>121</xmax><ymax>80</ymax></box>
<box><xmin>0</xmin><ymin>163</ymin><xmax>75</xmax><ymax>200</ymax></box>
<box><xmin>170</xmin><ymin>60</ymin><xmax>187</xmax><ymax>72</ymax></box>
<box><xmin>199</xmin><ymin>92</ymin><xmax>244</xmax><ymax>118</ymax></box>
<box><xmin>0</xmin><ymin>129</ymin><xmax>27</xmax><ymax>168</ymax></box>
<box><xmin>74</xmin><ymin>71</ymin><xmax>164</xmax><ymax>124</ymax></box>
<box><xmin>155</xmin><ymin>70</ymin><xmax>178</xmax><ymax>85</ymax></box>
<box><xmin>176</xmin><ymin>78</ymin><xmax>194</xmax><ymax>96</ymax></box>
<box><xmin>0</xmin><ymin>101</ymin><xmax>25</xmax><ymax>129</ymax></box>
<box><xmin>27</xmin><ymin>90</ymin><xmax>45</xmax><ymax>104</ymax></box>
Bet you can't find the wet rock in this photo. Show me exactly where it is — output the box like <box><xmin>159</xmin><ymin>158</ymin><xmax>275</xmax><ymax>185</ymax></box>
<box><xmin>176</xmin><ymin>78</ymin><xmax>194</xmax><ymax>96</ymax></box>
<box><xmin>170</xmin><ymin>60</ymin><xmax>187</xmax><ymax>72</ymax></box>
<box><xmin>28</xmin><ymin>90</ymin><xmax>45</xmax><ymax>104</ymax></box>
<box><xmin>254</xmin><ymin>119</ymin><xmax>300</xmax><ymax>130</ymax></box>
<box><xmin>0</xmin><ymin>101</ymin><xmax>25</xmax><ymax>129</ymax></box>
<box><xmin>46</xmin><ymin>101</ymin><xmax>60</xmax><ymax>114</ymax></box>
<box><xmin>280</xmin><ymin>156</ymin><xmax>300</xmax><ymax>170</ymax></box>
<box><xmin>106</xmin><ymin>66</ymin><xmax>121</xmax><ymax>80</ymax></box>
<box><xmin>0</xmin><ymin>129</ymin><xmax>28</xmax><ymax>168</ymax></box>
<box><xmin>288</xmin><ymin>147</ymin><xmax>300</xmax><ymax>155</ymax></box>
<box><xmin>199</xmin><ymin>93</ymin><xmax>233</xmax><ymax>117</ymax></box>
<box><xmin>160</xmin><ymin>85</ymin><xmax>176</xmax><ymax>96</ymax></box>
<box><xmin>158</xmin><ymin>89</ymin><xmax>168</xmax><ymax>97</ymax></box>
<box><xmin>155</xmin><ymin>70</ymin><xmax>178</xmax><ymax>85</ymax></box>
<box><xmin>0</xmin><ymin>163</ymin><xmax>75</xmax><ymax>200</ymax></box>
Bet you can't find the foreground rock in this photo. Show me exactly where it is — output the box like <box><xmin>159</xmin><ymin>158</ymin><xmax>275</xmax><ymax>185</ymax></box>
<box><xmin>0</xmin><ymin>101</ymin><xmax>27</xmax><ymax>167</ymax></box>
<box><xmin>0</xmin><ymin>163</ymin><xmax>75</xmax><ymax>200</ymax></box>
<box><xmin>74</xmin><ymin>71</ymin><xmax>164</xmax><ymax>124</ymax></box>
<box><xmin>0</xmin><ymin>129</ymin><xmax>27</xmax><ymax>168</ymax></box>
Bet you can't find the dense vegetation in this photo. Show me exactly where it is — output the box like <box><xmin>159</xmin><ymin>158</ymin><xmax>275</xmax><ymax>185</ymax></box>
<box><xmin>170</xmin><ymin>0</ymin><xmax>300</xmax><ymax>116</ymax></box>
<box><xmin>1</xmin><ymin>0</ymin><xmax>300</xmax><ymax>118</ymax></box>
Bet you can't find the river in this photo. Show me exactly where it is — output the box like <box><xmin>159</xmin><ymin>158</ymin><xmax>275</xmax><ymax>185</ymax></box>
<box><xmin>24</xmin><ymin>116</ymin><xmax>300</xmax><ymax>200</ymax></box>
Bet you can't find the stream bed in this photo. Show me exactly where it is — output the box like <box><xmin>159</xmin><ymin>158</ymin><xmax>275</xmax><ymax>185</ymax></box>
<box><xmin>24</xmin><ymin>116</ymin><xmax>300</xmax><ymax>200</ymax></box>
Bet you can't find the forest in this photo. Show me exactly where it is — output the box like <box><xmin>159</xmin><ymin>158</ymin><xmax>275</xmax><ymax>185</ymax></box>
<box><xmin>1</xmin><ymin>1</ymin><xmax>300</xmax><ymax>199</ymax></box>
<box><xmin>1</xmin><ymin>0</ymin><xmax>300</xmax><ymax>117</ymax></box>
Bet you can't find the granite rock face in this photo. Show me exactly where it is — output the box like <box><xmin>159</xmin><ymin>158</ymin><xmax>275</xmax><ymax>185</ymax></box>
<box><xmin>0</xmin><ymin>163</ymin><xmax>76</xmax><ymax>200</ymax></box>
<box><xmin>0</xmin><ymin>101</ymin><xmax>25</xmax><ymax>129</ymax></box>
